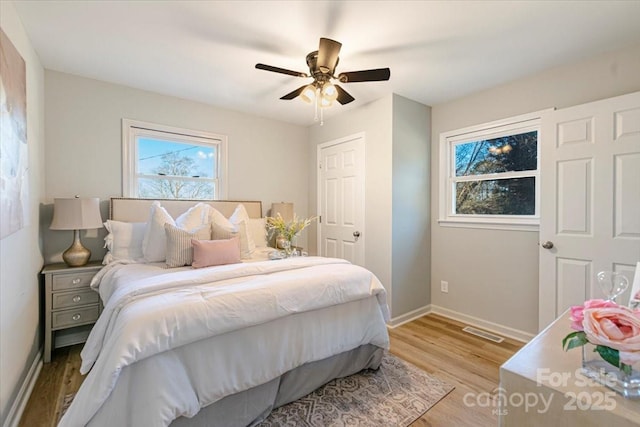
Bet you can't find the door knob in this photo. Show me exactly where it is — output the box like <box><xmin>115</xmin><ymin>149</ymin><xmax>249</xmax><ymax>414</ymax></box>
<box><xmin>353</xmin><ymin>231</ymin><xmax>361</xmax><ymax>241</ymax></box>
<box><xmin>541</xmin><ymin>241</ymin><xmax>554</xmax><ymax>249</ymax></box>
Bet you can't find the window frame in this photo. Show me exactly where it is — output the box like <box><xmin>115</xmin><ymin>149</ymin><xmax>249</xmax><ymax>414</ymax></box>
<box><xmin>438</xmin><ymin>111</ymin><xmax>546</xmax><ymax>231</ymax></box>
<box><xmin>122</xmin><ymin>119</ymin><xmax>228</xmax><ymax>200</ymax></box>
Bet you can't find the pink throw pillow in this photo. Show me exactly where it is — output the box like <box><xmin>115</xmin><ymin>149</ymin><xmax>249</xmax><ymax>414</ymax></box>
<box><xmin>191</xmin><ymin>237</ymin><xmax>241</xmax><ymax>268</ymax></box>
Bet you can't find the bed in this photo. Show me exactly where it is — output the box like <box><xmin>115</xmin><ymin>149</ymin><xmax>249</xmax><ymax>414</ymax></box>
<box><xmin>59</xmin><ymin>198</ymin><xmax>390</xmax><ymax>427</ymax></box>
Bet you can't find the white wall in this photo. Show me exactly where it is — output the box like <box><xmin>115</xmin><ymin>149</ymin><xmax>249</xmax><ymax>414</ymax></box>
<box><xmin>308</xmin><ymin>94</ymin><xmax>432</xmax><ymax>319</ymax></box>
<box><xmin>391</xmin><ymin>96</ymin><xmax>431</xmax><ymax>316</ymax></box>
<box><xmin>430</xmin><ymin>43</ymin><xmax>640</xmax><ymax>336</ymax></box>
<box><xmin>43</xmin><ymin>71</ymin><xmax>309</xmax><ymax>262</ymax></box>
<box><xmin>308</xmin><ymin>95</ymin><xmax>394</xmax><ymax>309</ymax></box>
<box><xmin>0</xmin><ymin>2</ymin><xmax>46</xmax><ymax>425</ymax></box>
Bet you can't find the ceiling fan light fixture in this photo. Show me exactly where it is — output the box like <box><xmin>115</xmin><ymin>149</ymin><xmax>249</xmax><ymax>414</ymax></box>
<box><xmin>300</xmin><ymin>85</ymin><xmax>316</xmax><ymax>104</ymax></box>
<box><xmin>321</xmin><ymin>83</ymin><xmax>338</xmax><ymax>102</ymax></box>
<box><xmin>320</xmin><ymin>96</ymin><xmax>333</xmax><ymax>108</ymax></box>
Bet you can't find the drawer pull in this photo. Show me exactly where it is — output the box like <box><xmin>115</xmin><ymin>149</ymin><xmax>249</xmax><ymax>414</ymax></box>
<box><xmin>72</xmin><ymin>278</ymin><xmax>81</xmax><ymax>285</ymax></box>
<box><xmin>51</xmin><ymin>306</ymin><xmax>99</xmax><ymax>328</ymax></box>
<box><xmin>72</xmin><ymin>295</ymin><xmax>81</xmax><ymax>303</ymax></box>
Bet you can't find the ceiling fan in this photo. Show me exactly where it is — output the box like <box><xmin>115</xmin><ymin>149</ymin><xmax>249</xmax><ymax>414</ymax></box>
<box><xmin>255</xmin><ymin>38</ymin><xmax>390</xmax><ymax>107</ymax></box>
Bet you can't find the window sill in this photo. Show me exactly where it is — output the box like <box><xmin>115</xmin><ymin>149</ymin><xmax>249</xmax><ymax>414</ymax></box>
<box><xmin>438</xmin><ymin>218</ymin><xmax>539</xmax><ymax>232</ymax></box>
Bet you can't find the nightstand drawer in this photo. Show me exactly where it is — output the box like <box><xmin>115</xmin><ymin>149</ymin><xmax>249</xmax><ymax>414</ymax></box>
<box><xmin>52</xmin><ymin>306</ymin><xmax>100</xmax><ymax>329</ymax></box>
<box><xmin>52</xmin><ymin>271</ymin><xmax>95</xmax><ymax>291</ymax></box>
<box><xmin>52</xmin><ymin>289</ymin><xmax>100</xmax><ymax>309</ymax></box>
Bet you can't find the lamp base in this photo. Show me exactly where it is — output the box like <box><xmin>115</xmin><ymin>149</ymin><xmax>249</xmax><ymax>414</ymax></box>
<box><xmin>62</xmin><ymin>230</ymin><xmax>91</xmax><ymax>267</ymax></box>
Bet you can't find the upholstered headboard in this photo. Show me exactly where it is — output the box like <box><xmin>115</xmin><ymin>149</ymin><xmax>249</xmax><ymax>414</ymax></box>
<box><xmin>110</xmin><ymin>198</ymin><xmax>263</xmax><ymax>222</ymax></box>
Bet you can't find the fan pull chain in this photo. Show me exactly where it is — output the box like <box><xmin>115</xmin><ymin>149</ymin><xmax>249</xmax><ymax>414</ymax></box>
<box><xmin>314</xmin><ymin>88</ymin><xmax>320</xmax><ymax>122</ymax></box>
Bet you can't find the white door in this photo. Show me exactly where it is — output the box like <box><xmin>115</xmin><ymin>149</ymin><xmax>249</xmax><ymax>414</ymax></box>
<box><xmin>539</xmin><ymin>91</ymin><xmax>640</xmax><ymax>330</ymax></box>
<box><xmin>317</xmin><ymin>134</ymin><xmax>365</xmax><ymax>265</ymax></box>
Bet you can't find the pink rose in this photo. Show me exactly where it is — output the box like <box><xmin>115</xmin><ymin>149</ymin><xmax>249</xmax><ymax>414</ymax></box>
<box><xmin>569</xmin><ymin>299</ymin><xmax>617</xmax><ymax>331</ymax></box>
<box><xmin>582</xmin><ymin>306</ymin><xmax>640</xmax><ymax>365</ymax></box>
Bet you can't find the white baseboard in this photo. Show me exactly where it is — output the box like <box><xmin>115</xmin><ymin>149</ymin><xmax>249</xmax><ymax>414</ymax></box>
<box><xmin>3</xmin><ymin>350</ymin><xmax>42</xmax><ymax>427</ymax></box>
<box><xmin>388</xmin><ymin>304</ymin><xmax>431</xmax><ymax>328</ymax></box>
<box><xmin>430</xmin><ymin>305</ymin><xmax>534</xmax><ymax>343</ymax></box>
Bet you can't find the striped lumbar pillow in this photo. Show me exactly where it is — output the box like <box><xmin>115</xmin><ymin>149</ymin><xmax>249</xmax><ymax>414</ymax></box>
<box><xmin>164</xmin><ymin>223</ymin><xmax>211</xmax><ymax>268</ymax></box>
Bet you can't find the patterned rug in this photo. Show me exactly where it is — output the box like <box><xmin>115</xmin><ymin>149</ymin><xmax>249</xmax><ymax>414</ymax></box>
<box><xmin>257</xmin><ymin>353</ymin><xmax>454</xmax><ymax>426</ymax></box>
<box><xmin>60</xmin><ymin>353</ymin><xmax>453</xmax><ymax>426</ymax></box>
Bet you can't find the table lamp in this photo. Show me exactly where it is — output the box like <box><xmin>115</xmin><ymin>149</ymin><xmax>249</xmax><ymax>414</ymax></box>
<box><xmin>271</xmin><ymin>202</ymin><xmax>294</xmax><ymax>222</ymax></box>
<box><xmin>50</xmin><ymin>197</ymin><xmax>103</xmax><ymax>267</ymax></box>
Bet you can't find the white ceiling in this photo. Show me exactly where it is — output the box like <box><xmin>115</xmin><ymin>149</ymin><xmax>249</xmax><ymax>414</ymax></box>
<box><xmin>12</xmin><ymin>0</ymin><xmax>640</xmax><ymax>126</ymax></box>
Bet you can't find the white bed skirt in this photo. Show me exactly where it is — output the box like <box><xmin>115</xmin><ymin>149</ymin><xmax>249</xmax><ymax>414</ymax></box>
<box><xmin>171</xmin><ymin>344</ymin><xmax>384</xmax><ymax>427</ymax></box>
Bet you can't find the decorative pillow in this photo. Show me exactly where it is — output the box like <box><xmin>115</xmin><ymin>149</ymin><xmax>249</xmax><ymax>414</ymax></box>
<box><xmin>142</xmin><ymin>201</ymin><xmax>176</xmax><ymax>262</ymax></box>
<box><xmin>102</xmin><ymin>220</ymin><xmax>146</xmax><ymax>264</ymax></box>
<box><xmin>164</xmin><ymin>223</ymin><xmax>211</xmax><ymax>268</ymax></box>
<box><xmin>192</xmin><ymin>237</ymin><xmax>241</xmax><ymax>268</ymax></box>
<box><xmin>211</xmin><ymin>222</ymin><xmax>239</xmax><ymax>240</ymax></box>
<box><xmin>229</xmin><ymin>204</ymin><xmax>255</xmax><ymax>257</ymax></box>
<box><xmin>208</xmin><ymin>207</ymin><xmax>235</xmax><ymax>232</ymax></box>
<box><xmin>247</xmin><ymin>218</ymin><xmax>268</xmax><ymax>248</ymax></box>
<box><xmin>176</xmin><ymin>203</ymin><xmax>211</xmax><ymax>231</ymax></box>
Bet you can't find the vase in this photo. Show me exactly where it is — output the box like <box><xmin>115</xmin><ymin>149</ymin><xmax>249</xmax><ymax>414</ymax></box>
<box><xmin>581</xmin><ymin>342</ymin><xmax>640</xmax><ymax>398</ymax></box>
<box><xmin>275</xmin><ymin>235</ymin><xmax>287</xmax><ymax>249</ymax></box>
<box><xmin>274</xmin><ymin>238</ymin><xmax>296</xmax><ymax>257</ymax></box>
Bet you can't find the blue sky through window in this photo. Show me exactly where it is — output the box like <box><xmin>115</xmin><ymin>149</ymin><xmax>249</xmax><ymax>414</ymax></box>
<box><xmin>137</xmin><ymin>137</ymin><xmax>215</xmax><ymax>176</ymax></box>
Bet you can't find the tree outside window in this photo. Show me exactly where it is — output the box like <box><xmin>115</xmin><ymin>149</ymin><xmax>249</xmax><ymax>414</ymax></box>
<box><xmin>439</xmin><ymin>112</ymin><xmax>541</xmax><ymax>230</ymax></box>
<box><xmin>454</xmin><ymin>131</ymin><xmax>537</xmax><ymax>215</ymax></box>
<box><xmin>122</xmin><ymin>120</ymin><xmax>227</xmax><ymax>200</ymax></box>
<box><xmin>137</xmin><ymin>140</ymin><xmax>216</xmax><ymax>200</ymax></box>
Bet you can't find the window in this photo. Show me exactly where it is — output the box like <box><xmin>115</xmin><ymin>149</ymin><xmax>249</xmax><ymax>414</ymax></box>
<box><xmin>122</xmin><ymin>119</ymin><xmax>227</xmax><ymax>200</ymax></box>
<box><xmin>439</xmin><ymin>112</ymin><xmax>543</xmax><ymax>230</ymax></box>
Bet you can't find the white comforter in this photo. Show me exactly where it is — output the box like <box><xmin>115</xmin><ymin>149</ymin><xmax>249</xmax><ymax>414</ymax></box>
<box><xmin>59</xmin><ymin>257</ymin><xmax>390</xmax><ymax>427</ymax></box>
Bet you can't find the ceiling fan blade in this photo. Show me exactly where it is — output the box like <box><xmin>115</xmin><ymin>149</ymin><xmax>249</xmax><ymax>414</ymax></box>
<box><xmin>280</xmin><ymin>85</ymin><xmax>308</xmax><ymax>100</ymax></box>
<box><xmin>334</xmin><ymin>85</ymin><xmax>355</xmax><ymax>105</ymax></box>
<box><xmin>317</xmin><ymin>38</ymin><xmax>342</xmax><ymax>74</ymax></box>
<box><xmin>338</xmin><ymin>68</ymin><xmax>390</xmax><ymax>83</ymax></box>
<box><xmin>256</xmin><ymin>63</ymin><xmax>308</xmax><ymax>78</ymax></box>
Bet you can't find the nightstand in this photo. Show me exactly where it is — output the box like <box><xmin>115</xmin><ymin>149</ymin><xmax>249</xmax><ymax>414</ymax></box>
<box><xmin>42</xmin><ymin>261</ymin><xmax>103</xmax><ymax>363</ymax></box>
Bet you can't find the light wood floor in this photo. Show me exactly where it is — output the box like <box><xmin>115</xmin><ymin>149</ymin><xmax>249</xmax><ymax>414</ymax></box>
<box><xmin>19</xmin><ymin>313</ymin><xmax>523</xmax><ymax>427</ymax></box>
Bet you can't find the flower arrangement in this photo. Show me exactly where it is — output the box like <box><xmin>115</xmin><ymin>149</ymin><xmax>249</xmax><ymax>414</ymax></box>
<box><xmin>563</xmin><ymin>299</ymin><xmax>640</xmax><ymax>375</ymax></box>
<box><xmin>265</xmin><ymin>213</ymin><xmax>316</xmax><ymax>244</ymax></box>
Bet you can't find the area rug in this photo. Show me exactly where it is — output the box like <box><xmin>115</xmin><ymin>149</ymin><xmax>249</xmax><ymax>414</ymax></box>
<box><xmin>257</xmin><ymin>353</ymin><xmax>453</xmax><ymax>427</ymax></box>
<box><xmin>60</xmin><ymin>353</ymin><xmax>453</xmax><ymax>426</ymax></box>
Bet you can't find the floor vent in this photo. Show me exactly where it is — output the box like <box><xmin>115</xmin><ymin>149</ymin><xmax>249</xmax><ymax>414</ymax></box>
<box><xmin>462</xmin><ymin>326</ymin><xmax>504</xmax><ymax>343</ymax></box>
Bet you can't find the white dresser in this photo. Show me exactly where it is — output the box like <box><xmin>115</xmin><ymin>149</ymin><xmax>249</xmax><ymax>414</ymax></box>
<box><xmin>500</xmin><ymin>311</ymin><xmax>640</xmax><ymax>426</ymax></box>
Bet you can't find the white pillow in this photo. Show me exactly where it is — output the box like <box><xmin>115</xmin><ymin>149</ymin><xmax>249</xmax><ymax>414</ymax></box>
<box><xmin>176</xmin><ymin>203</ymin><xmax>211</xmax><ymax>231</ymax></box>
<box><xmin>238</xmin><ymin>220</ymin><xmax>254</xmax><ymax>259</ymax></box>
<box><xmin>229</xmin><ymin>204</ymin><xmax>256</xmax><ymax>256</ymax></box>
<box><xmin>164</xmin><ymin>223</ymin><xmax>211</xmax><ymax>268</ymax></box>
<box><xmin>247</xmin><ymin>218</ymin><xmax>268</xmax><ymax>248</ymax></box>
<box><xmin>208</xmin><ymin>207</ymin><xmax>235</xmax><ymax>232</ymax></box>
<box><xmin>142</xmin><ymin>201</ymin><xmax>176</xmax><ymax>262</ymax></box>
<box><xmin>102</xmin><ymin>220</ymin><xmax>146</xmax><ymax>264</ymax></box>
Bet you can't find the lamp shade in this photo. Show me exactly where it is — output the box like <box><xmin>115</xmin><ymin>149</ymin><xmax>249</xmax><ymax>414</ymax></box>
<box><xmin>50</xmin><ymin>197</ymin><xmax>103</xmax><ymax>230</ymax></box>
<box><xmin>271</xmin><ymin>202</ymin><xmax>294</xmax><ymax>223</ymax></box>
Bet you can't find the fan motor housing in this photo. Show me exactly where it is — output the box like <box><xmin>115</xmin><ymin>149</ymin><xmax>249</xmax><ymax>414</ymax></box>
<box><xmin>306</xmin><ymin>50</ymin><xmax>337</xmax><ymax>81</ymax></box>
